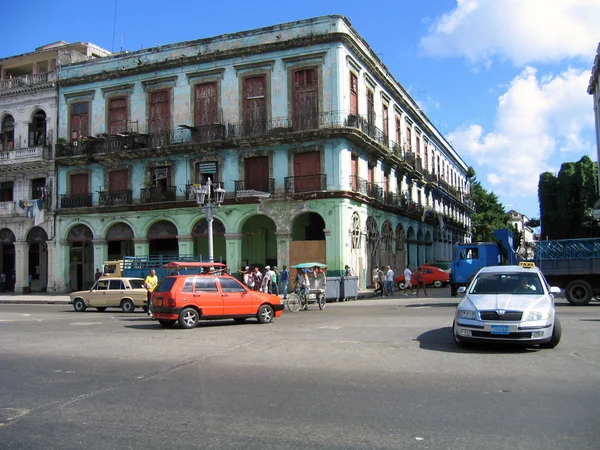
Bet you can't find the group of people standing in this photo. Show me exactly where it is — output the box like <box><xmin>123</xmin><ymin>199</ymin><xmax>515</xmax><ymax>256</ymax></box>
<box><xmin>239</xmin><ymin>265</ymin><xmax>290</xmax><ymax>297</ymax></box>
<box><xmin>372</xmin><ymin>265</ymin><xmax>396</xmax><ymax>297</ymax></box>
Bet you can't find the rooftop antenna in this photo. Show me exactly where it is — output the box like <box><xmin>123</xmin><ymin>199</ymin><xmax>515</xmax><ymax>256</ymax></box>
<box><xmin>111</xmin><ymin>0</ymin><xmax>118</xmax><ymax>52</ymax></box>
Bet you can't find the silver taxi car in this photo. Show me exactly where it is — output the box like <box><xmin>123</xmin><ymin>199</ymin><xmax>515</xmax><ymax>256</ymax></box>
<box><xmin>453</xmin><ymin>265</ymin><xmax>561</xmax><ymax>348</ymax></box>
<box><xmin>70</xmin><ymin>277</ymin><xmax>148</xmax><ymax>313</ymax></box>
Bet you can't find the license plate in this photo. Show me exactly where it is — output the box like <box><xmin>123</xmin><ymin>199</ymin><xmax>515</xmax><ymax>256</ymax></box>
<box><xmin>490</xmin><ymin>324</ymin><xmax>510</xmax><ymax>335</ymax></box>
<box><xmin>156</xmin><ymin>299</ymin><xmax>163</xmax><ymax>306</ymax></box>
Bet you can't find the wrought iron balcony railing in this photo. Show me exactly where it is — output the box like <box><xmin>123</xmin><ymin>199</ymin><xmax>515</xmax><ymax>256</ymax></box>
<box><xmin>349</xmin><ymin>175</ymin><xmax>368</xmax><ymax>195</ymax></box>
<box><xmin>60</xmin><ymin>193</ymin><xmax>92</xmax><ymax>209</ymax></box>
<box><xmin>284</xmin><ymin>174</ymin><xmax>327</xmax><ymax>194</ymax></box>
<box><xmin>140</xmin><ymin>186</ymin><xmax>177</xmax><ymax>203</ymax></box>
<box><xmin>98</xmin><ymin>190</ymin><xmax>132</xmax><ymax>207</ymax></box>
<box><xmin>234</xmin><ymin>179</ymin><xmax>275</xmax><ymax>197</ymax></box>
<box><xmin>366</xmin><ymin>181</ymin><xmax>384</xmax><ymax>202</ymax></box>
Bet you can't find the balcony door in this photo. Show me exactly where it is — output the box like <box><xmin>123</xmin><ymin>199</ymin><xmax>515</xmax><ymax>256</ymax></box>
<box><xmin>194</xmin><ymin>82</ymin><xmax>218</xmax><ymax>142</ymax></box>
<box><xmin>244</xmin><ymin>157</ymin><xmax>269</xmax><ymax>193</ymax></box>
<box><xmin>71</xmin><ymin>174</ymin><xmax>88</xmax><ymax>195</ymax></box>
<box><xmin>148</xmin><ymin>90</ymin><xmax>170</xmax><ymax>147</ymax></box>
<box><xmin>292</xmin><ymin>68</ymin><xmax>318</xmax><ymax>130</ymax></box>
<box><xmin>243</xmin><ymin>76</ymin><xmax>266</xmax><ymax>135</ymax></box>
<box><xmin>294</xmin><ymin>151</ymin><xmax>321</xmax><ymax>193</ymax></box>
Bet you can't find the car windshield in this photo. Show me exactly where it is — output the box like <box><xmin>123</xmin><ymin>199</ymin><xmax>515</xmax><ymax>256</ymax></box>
<box><xmin>470</xmin><ymin>272</ymin><xmax>543</xmax><ymax>295</ymax></box>
<box><xmin>154</xmin><ymin>277</ymin><xmax>177</xmax><ymax>293</ymax></box>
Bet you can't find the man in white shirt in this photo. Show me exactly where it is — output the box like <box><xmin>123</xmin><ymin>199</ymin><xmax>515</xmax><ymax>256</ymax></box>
<box><xmin>403</xmin><ymin>265</ymin><xmax>415</xmax><ymax>296</ymax></box>
<box><xmin>384</xmin><ymin>265</ymin><xmax>395</xmax><ymax>296</ymax></box>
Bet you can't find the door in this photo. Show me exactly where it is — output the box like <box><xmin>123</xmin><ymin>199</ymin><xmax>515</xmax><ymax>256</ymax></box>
<box><xmin>194</xmin><ymin>82</ymin><xmax>218</xmax><ymax>142</ymax></box>
<box><xmin>293</xmin><ymin>68</ymin><xmax>318</xmax><ymax>130</ymax></box>
<box><xmin>350</xmin><ymin>73</ymin><xmax>358</xmax><ymax>115</ymax></box>
<box><xmin>192</xmin><ymin>277</ymin><xmax>223</xmax><ymax>316</ymax></box>
<box><xmin>70</xmin><ymin>103</ymin><xmax>88</xmax><ymax>140</ymax></box>
<box><xmin>149</xmin><ymin>90</ymin><xmax>170</xmax><ymax>146</ymax></box>
<box><xmin>294</xmin><ymin>152</ymin><xmax>321</xmax><ymax>193</ymax></box>
<box><xmin>245</xmin><ymin>156</ymin><xmax>269</xmax><ymax>192</ymax></box>
<box><xmin>109</xmin><ymin>170</ymin><xmax>128</xmax><ymax>192</ymax></box>
<box><xmin>109</xmin><ymin>97</ymin><xmax>128</xmax><ymax>135</ymax></box>
<box><xmin>89</xmin><ymin>279</ymin><xmax>109</xmax><ymax>306</ymax></box>
<box><xmin>106</xmin><ymin>278</ymin><xmax>126</xmax><ymax>306</ymax></box>
<box><xmin>219</xmin><ymin>277</ymin><xmax>253</xmax><ymax>315</ymax></box>
<box><xmin>71</xmin><ymin>174</ymin><xmax>88</xmax><ymax>195</ymax></box>
<box><xmin>243</xmin><ymin>76</ymin><xmax>266</xmax><ymax>135</ymax></box>
<box><xmin>351</xmin><ymin>156</ymin><xmax>358</xmax><ymax>191</ymax></box>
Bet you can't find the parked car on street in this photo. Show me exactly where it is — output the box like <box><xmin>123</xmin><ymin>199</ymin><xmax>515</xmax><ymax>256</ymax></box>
<box><xmin>428</xmin><ymin>261</ymin><xmax>451</xmax><ymax>273</ymax></box>
<box><xmin>453</xmin><ymin>265</ymin><xmax>561</xmax><ymax>348</ymax></box>
<box><xmin>395</xmin><ymin>265</ymin><xmax>450</xmax><ymax>289</ymax></box>
<box><xmin>151</xmin><ymin>274</ymin><xmax>284</xmax><ymax>329</ymax></box>
<box><xmin>70</xmin><ymin>277</ymin><xmax>148</xmax><ymax>313</ymax></box>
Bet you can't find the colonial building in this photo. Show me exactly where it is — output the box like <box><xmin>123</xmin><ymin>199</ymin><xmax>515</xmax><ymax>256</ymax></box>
<box><xmin>0</xmin><ymin>41</ymin><xmax>110</xmax><ymax>293</ymax></box>
<box><xmin>55</xmin><ymin>15</ymin><xmax>473</xmax><ymax>292</ymax></box>
<box><xmin>507</xmin><ymin>209</ymin><xmax>536</xmax><ymax>259</ymax></box>
<box><xmin>588</xmin><ymin>42</ymin><xmax>600</xmax><ymax>220</ymax></box>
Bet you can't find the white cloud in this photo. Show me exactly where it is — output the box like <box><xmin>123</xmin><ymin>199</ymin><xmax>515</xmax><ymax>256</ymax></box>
<box><xmin>448</xmin><ymin>67</ymin><xmax>594</xmax><ymax>200</ymax></box>
<box><xmin>420</xmin><ymin>0</ymin><xmax>600</xmax><ymax>65</ymax></box>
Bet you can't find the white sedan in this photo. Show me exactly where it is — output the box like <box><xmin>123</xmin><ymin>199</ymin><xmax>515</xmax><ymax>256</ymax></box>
<box><xmin>453</xmin><ymin>265</ymin><xmax>561</xmax><ymax>348</ymax></box>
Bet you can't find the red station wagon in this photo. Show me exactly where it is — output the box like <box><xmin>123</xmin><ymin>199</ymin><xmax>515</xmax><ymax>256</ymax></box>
<box><xmin>151</xmin><ymin>274</ymin><xmax>284</xmax><ymax>329</ymax></box>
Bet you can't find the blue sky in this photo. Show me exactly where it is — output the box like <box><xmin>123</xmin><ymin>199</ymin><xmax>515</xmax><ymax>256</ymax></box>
<box><xmin>2</xmin><ymin>0</ymin><xmax>598</xmax><ymax>220</ymax></box>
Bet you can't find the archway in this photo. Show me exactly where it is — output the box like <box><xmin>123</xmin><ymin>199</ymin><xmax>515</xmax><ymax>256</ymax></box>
<box><xmin>241</xmin><ymin>215</ymin><xmax>276</xmax><ymax>268</ymax></box>
<box><xmin>349</xmin><ymin>212</ymin><xmax>362</xmax><ymax>281</ymax></box>
<box><xmin>30</xmin><ymin>109</ymin><xmax>47</xmax><ymax>146</ymax></box>
<box><xmin>379</xmin><ymin>221</ymin><xmax>394</xmax><ymax>273</ymax></box>
<box><xmin>290</xmin><ymin>212</ymin><xmax>326</xmax><ymax>269</ymax></box>
<box><xmin>68</xmin><ymin>224</ymin><xmax>93</xmax><ymax>291</ymax></box>
<box><xmin>192</xmin><ymin>218</ymin><xmax>226</xmax><ymax>262</ymax></box>
<box><xmin>148</xmin><ymin>221</ymin><xmax>179</xmax><ymax>256</ymax></box>
<box><xmin>394</xmin><ymin>224</ymin><xmax>406</xmax><ymax>273</ymax></box>
<box><xmin>27</xmin><ymin>227</ymin><xmax>48</xmax><ymax>292</ymax></box>
<box><xmin>406</xmin><ymin>226</ymin><xmax>416</xmax><ymax>268</ymax></box>
<box><xmin>365</xmin><ymin>216</ymin><xmax>379</xmax><ymax>288</ymax></box>
<box><xmin>106</xmin><ymin>222</ymin><xmax>134</xmax><ymax>260</ymax></box>
<box><xmin>0</xmin><ymin>228</ymin><xmax>16</xmax><ymax>291</ymax></box>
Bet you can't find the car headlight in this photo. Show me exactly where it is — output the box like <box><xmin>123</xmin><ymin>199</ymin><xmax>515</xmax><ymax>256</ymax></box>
<box><xmin>458</xmin><ymin>310</ymin><xmax>478</xmax><ymax>320</ymax></box>
<box><xmin>526</xmin><ymin>311</ymin><xmax>551</xmax><ymax>321</ymax></box>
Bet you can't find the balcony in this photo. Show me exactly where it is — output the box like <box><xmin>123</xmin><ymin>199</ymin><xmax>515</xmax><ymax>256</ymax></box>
<box><xmin>98</xmin><ymin>190</ymin><xmax>132</xmax><ymax>207</ymax></box>
<box><xmin>345</xmin><ymin>113</ymin><xmax>387</xmax><ymax>146</ymax></box>
<box><xmin>284</xmin><ymin>174</ymin><xmax>327</xmax><ymax>194</ymax></box>
<box><xmin>349</xmin><ymin>175</ymin><xmax>368</xmax><ymax>195</ymax></box>
<box><xmin>60</xmin><ymin>193</ymin><xmax>92</xmax><ymax>209</ymax></box>
<box><xmin>0</xmin><ymin>201</ymin><xmax>15</xmax><ymax>216</ymax></box>
<box><xmin>365</xmin><ymin>181</ymin><xmax>384</xmax><ymax>202</ymax></box>
<box><xmin>140</xmin><ymin>186</ymin><xmax>177</xmax><ymax>203</ymax></box>
<box><xmin>0</xmin><ymin>145</ymin><xmax>52</xmax><ymax>165</ymax></box>
<box><xmin>234</xmin><ymin>179</ymin><xmax>274</xmax><ymax>198</ymax></box>
<box><xmin>0</xmin><ymin>72</ymin><xmax>56</xmax><ymax>93</ymax></box>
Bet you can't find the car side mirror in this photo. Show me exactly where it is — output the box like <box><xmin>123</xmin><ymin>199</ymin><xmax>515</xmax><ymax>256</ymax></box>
<box><xmin>458</xmin><ymin>286</ymin><xmax>466</xmax><ymax>294</ymax></box>
<box><xmin>549</xmin><ymin>286</ymin><xmax>561</xmax><ymax>294</ymax></box>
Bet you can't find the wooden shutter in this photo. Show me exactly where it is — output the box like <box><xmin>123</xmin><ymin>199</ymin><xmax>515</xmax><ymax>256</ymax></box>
<box><xmin>109</xmin><ymin>170</ymin><xmax>128</xmax><ymax>192</ymax></box>
<box><xmin>367</xmin><ymin>90</ymin><xmax>374</xmax><ymax>124</ymax></box>
<box><xmin>292</xmin><ymin>68</ymin><xmax>318</xmax><ymax>129</ymax></box>
<box><xmin>149</xmin><ymin>90</ymin><xmax>170</xmax><ymax>134</ymax></box>
<box><xmin>244</xmin><ymin>157</ymin><xmax>269</xmax><ymax>192</ymax></box>
<box><xmin>194</xmin><ymin>82</ymin><xmax>218</xmax><ymax>127</ymax></box>
<box><xmin>243</xmin><ymin>76</ymin><xmax>266</xmax><ymax>134</ymax></box>
<box><xmin>109</xmin><ymin>97</ymin><xmax>128</xmax><ymax>134</ymax></box>
<box><xmin>293</xmin><ymin>151</ymin><xmax>320</xmax><ymax>192</ymax></box>
<box><xmin>351</xmin><ymin>156</ymin><xmax>358</xmax><ymax>190</ymax></box>
<box><xmin>70</xmin><ymin>103</ymin><xmax>88</xmax><ymax>140</ymax></box>
<box><xmin>350</xmin><ymin>73</ymin><xmax>358</xmax><ymax>115</ymax></box>
<box><xmin>382</xmin><ymin>104</ymin><xmax>389</xmax><ymax>139</ymax></box>
<box><xmin>71</xmin><ymin>174</ymin><xmax>88</xmax><ymax>195</ymax></box>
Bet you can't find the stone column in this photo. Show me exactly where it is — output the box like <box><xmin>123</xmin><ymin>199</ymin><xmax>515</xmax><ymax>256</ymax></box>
<box><xmin>275</xmin><ymin>231</ymin><xmax>292</xmax><ymax>269</ymax></box>
<box><xmin>133</xmin><ymin>238</ymin><xmax>149</xmax><ymax>257</ymax></box>
<box><xmin>177</xmin><ymin>235</ymin><xmax>194</xmax><ymax>256</ymax></box>
<box><xmin>46</xmin><ymin>238</ymin><xmax>56</xmax><ymax>292</ymax></box>
<box><xmin>57</xmin><ymin>240</ymin><xmax>70</xmax><ymax>292</ymax></box>
<box><xmin>224</xmin><ymin>233</ymin><xmax>242</xmax><ymax>273</ymax></box>
<box><xmin>92</xmin><ymin>239</ymin><xmax>107</xmax><ymax>274</ymax></box>
<box><xmin>14</xmin><ymin>241</ymin><xmax>28</xmax><ymax>294</ymax></box>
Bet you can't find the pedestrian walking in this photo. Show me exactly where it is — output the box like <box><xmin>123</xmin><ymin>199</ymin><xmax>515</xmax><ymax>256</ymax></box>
<box><xmin>384</xmin><ymin>265</ymin><xmax>394</xmax><ymax>296</ymax></box>
<box><xmin>281</xmin><ymin>265</ymin><xmax>290</xmax><ymax>299</ymax></box>
<box><xmin>271</xmin><ymin>266</ymin><xmax>279</xmax><ymax>295</ymax></box>
<box><xmin>262</xmin><ymin>266</ymin><xmax>272</xmax><ymax>293</ymax></box>
<box><xmin>94</xmin><ymin>268</ymin><xmax>102</xmax><ymax>281</ymax></box>
<box><xmin>415</xmin><ymin>267</ymin><xmax>429</xmax><ymax>297</ymax></box>
<box><xmin>373</xmin><ymin>268</ymin><xmax>384</xmax><ymax>297</ymax></box>
<box><xmin>144</xmin><ymin>269</ymin><xmax>159</xmax><ymax>317</ymax></box>
<box><xmin>372</xmin><ymin>266</ymin><xmax>379</xmax><ymax>289</ymax></box>
<box><xmin>403</xmin><ymin>265</ymin><xmax>415</xmax><ymax>296</ymax></box>
<box><xmin>0</xmin><ymin>271</ymin><xmax>6</xmax><ymax>292</ymax></box>
<box><xmin>252</xmin><ymin>267</ymin><xmax>263</xmax><ymax>291</ymax></box>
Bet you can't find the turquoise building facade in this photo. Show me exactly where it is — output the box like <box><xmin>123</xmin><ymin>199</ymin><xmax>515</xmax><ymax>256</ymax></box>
<box><xmin>54</xmin><ymin>16</ymin><xmax>473</xmax><ymax>292</ymax></box>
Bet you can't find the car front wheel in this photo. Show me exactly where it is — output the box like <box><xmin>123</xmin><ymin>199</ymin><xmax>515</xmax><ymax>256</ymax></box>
<box><xmin>179</xmin><ymin>308</ymin><xmax>199</xmax><ymax>329</ymax></box>
<box><xmin>540</xmin><ymin>318</ymin><xmax>562</xmax><ymax>349</ymax></box>
<box><xmin>433</xmin><ymin>280</ymin><xmax>443</xmax><ymax>288</ymax></box>
<box><xmin>397</xmin><ymin>282</ymin><xmax>405</xmax><ymax>290</ymax></box>
<box><xmin>73</xmin><ymin>298</ymin><xmax>86</xmax><ymax>312</ymax></box>
<box><xmin>257</xmin><ymin>304</ymin><xmax>274</xmax><ymax>324</ymax></box>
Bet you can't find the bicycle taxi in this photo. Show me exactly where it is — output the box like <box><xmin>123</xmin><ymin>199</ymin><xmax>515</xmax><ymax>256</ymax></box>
<box><xmin>286</xmin><ymin>262</ymin><xmax>327</xmax><ymax>312</ymax></box>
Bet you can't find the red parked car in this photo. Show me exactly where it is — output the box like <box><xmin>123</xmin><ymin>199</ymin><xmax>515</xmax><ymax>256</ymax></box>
<box><xmin>395</xmin><ymin>265</ymin><xmax>450</xmax><ymax>289</ymax></box>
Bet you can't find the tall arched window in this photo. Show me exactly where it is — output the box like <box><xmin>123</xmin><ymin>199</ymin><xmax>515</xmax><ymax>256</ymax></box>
<box><xmin>1</xmin><ymin>115</ymin><xmax>15</xmax><ymax>151</ymax></box>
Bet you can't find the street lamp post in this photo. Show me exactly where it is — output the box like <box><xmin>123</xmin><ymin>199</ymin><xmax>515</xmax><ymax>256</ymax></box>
<box><xmin>192</xmin><ymin>178</ymin><xmax>225</xmax><ymax>263</ymax></box>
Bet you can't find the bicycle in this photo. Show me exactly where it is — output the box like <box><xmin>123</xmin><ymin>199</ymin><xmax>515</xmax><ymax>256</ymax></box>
<box><xmin>286</xmin><ymin>286</ymin><xmax>326</xmax><ymax>312</ymax></box>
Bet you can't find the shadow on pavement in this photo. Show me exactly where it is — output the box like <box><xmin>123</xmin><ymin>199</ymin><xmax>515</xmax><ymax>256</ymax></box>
<box><xmin>416</xmin><ymin>326</ymin><xmax>537</xmax><ymax>354</ymax></box>
<box><xmin>124</xmin><ymin>318</ymin><xmax>258</xmax><ymax>330</ymax></box>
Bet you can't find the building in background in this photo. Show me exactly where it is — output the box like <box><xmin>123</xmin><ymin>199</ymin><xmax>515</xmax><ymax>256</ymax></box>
<box><xmin>588</xmin><ymin>42</ymin><xmax>600</xmax><ymax>220</ymax></box>
<box><xmin>0</xmin><ymin>42</ymin><xmax>110</xmax><ymax>293</ymax></box>
<box><xmin>54</xmin><ymin>15</ymin><xmax>473</xmax><ymax>292</ymax></box>
<box><xmin>507</xmin><ymin>209</ymin><xmax>536</xmax><ymax>259</ymax></box>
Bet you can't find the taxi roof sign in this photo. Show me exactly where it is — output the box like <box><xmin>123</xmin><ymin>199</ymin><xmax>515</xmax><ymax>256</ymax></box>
<box><xmin>518</xmin><ymin>261</ymin><xmax>536</xmax><ymax>268</ymax></box>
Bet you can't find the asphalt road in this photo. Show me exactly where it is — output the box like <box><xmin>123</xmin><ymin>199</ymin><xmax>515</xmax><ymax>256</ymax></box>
<box><xmin>1</xmin><ymin>291</ymin><xmax>599</xmax><ymax>449</ymax></box>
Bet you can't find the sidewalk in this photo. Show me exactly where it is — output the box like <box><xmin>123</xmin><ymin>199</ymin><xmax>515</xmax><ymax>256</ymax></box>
<box><xmin>0</xmin><ymin>289</ymin><xmax>382</xmax><ymax>305</ymax></box>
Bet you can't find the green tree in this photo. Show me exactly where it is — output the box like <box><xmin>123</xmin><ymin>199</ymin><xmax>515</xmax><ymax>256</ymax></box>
<box><xmin>467</xmin><ymin>167</ymin><xmax>509</xmax><ymax>242</ymax></box>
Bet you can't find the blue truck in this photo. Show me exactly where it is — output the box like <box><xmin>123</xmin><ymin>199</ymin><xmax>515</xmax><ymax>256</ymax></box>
<box><xmin>450</xmin><ymin>229</ymin><xmax>600</xmax><ymax>305</ymax></box>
